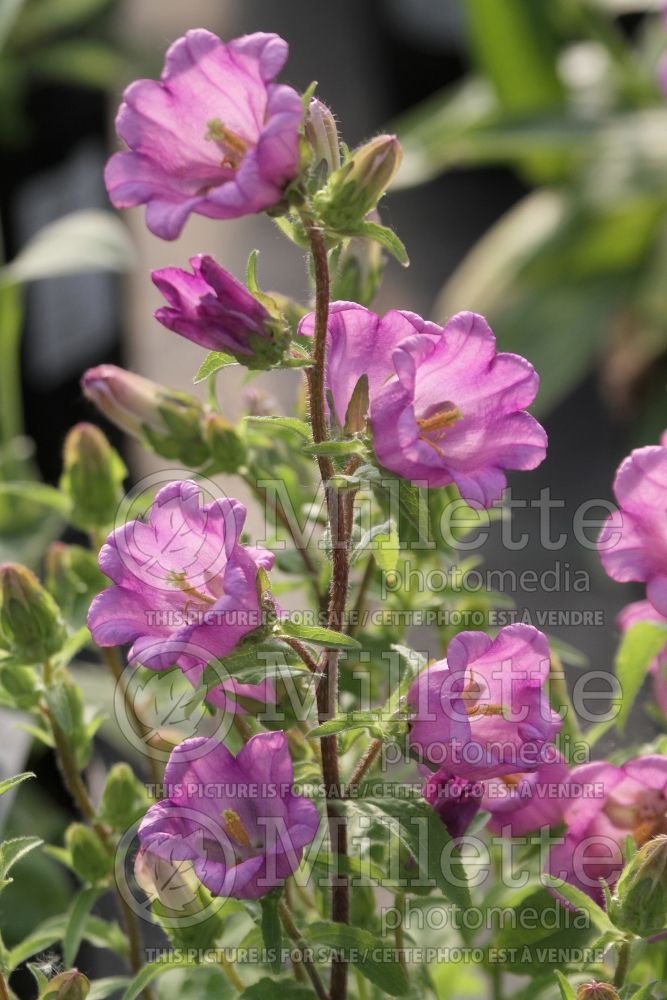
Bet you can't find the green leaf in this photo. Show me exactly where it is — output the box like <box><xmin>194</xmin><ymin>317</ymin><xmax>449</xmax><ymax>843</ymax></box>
<box><xmin>465</xmin><ymin>0</ymin><xmax>564</xmax><ymax>116</ymax></box>
<box><xmin>553</xmin><ymin>971</ymin><xmax>575</xmax><ymax>1000</ymax></box>
<box><xmin>352</xmin><ymin>519</ymin><xmax>400</xmax><ymax>575</ymax></box>
<box><xmin>0</xmin><ymin>836</ymin><xmax>42</xmax><ymax>880</ymax></box>
<box><xmin>53</xmin><ymin>626</ymin><xmax>92</xmax><ymax>668</ymax></box>
<box><xmin>347</xmin><ymin>797</ymin><xmax>471</xmax><ymax>910</ymax></box>
<box><xmin>302</xmin><ymin>438</ymin><xmax>366</xmax><ymax>457</ymax></box>
<box><xmin>0</xmin><ymin>481</ymin><xmax>72</xmax><ymax>515</ymax></box>
<box><xmin>259</xmin><ymin>890</ymin><xmax>282</xmax><ymax>974</ymax></box>
<box><xmin>12</xmin><ymin>0</ymin><xmax>113</xmax><ymax>45</ymax></box>
<box><xmin>278</xmin><ymin>620</ymin><xmax>361</xmax><ymax>650</ymax></box>
<box><xmin>121</xmin><ymin>959</ymin><xmax>197</xmax><ymax>1000</ymax></box>
<box><xmin>63</xmin><ymin>886</ymin><xmax>104</xmax><ymax>966</ymax></box>
<box><xmin>240</xmin><ymin>980</ymin><xmax>313</xmax><ymax>1000</ymax></box>
<box><xmin>88</xmin><ymin>978</ymin><xmax>132</xmax><ymax>1000</ymax></box>
<box><xmin>246</xmin><ymin>249</ymin><xmax>260</xmax><ymax>294</ymax></box>
<box><xmin>541</xmin><ymin>875</ymin><xmax>619</xmax><ymax>934</ymax></box>
<box><xmin>308</xmin><ymin>850</ymin><xmax>385</xmax><ymax>883</ymax></box>
<box><xmin>352</xmin><ymin>220</ymin><xmax>409</xmax><ymax>267</ymax></box>
<box><xmin>0</xmin><ymin>0</ymin><xmax>25</xmax><ymax>50</ymax></box>
<box><xmin>0</xmin><ymin>771</ymin><xmax>34</xmax><ymax>797</ymax></box>
<box><xmin>306</xmin><ymin>921</ymin><xmax>409</xmax><ymax>996</ymax></box>
<box><xmin>4</xmin><ymin>210</ymin><xmax>135</xmax><ymax>283</ymax></box>
<box><xmin>28</xmin><ymin>40</ymin><xmax>126</xmax><ymax>89</ymax></box>
<box><xmin>308</xmin><ymin>709</ymin><xmax>388</xmax><ymax>739</ymax></box>
<box><xmin>615</xmin><ymin>621</ymin><xmax>667</xmax><ymax>731</ymax></box>
<box><xmin>193</xmin><ymin>351</ymin><xmax>238</xmax><ymax>383</ymax></box>
<box><xmin>245</xmin><ymin>415</ymin><xmax>312</xmax><ymax>440</ymax></box>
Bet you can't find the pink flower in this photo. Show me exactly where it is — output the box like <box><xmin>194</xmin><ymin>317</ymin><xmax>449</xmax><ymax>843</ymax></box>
<box><xmin>618</xmin><ymin>599</ymin><xmax>667</xmax><ymax>719</ymax></box>
<box><xmin>482</xmin><ymin>753</ymin><xmax>570</xmax><ymax>836</ymax></box>
<box><xmin>547</xmin><ymin>756</ymin><xmax>667</xmax><ymax>904</ymax></box>
<box><xmin>87</xmin><ymin>480</ymin><xmax>275</xmax><ymax>714</ymax></box>
<box><xmin>407</xmin><ymin>625</ymin><xmax>561</xmax><ymax>782</ymax></box>
<box><xmin>298</xmin><ymin>304</ymin><xmax>547</xmax><ymax>506</ymax></box>
<box><xmin>152</xmin><ymin>255</ymin><xmax>287</xmax><ymax>367</ymax></box>
<box><xmin>105</xmin><ymin>31</ymin><xmax>303</xmax><ymax>240</ymax></box>
<box><xmin>139</xmin><ymin>732</ymin><xmax>320</xmax><ymax>899</ymax></box>
<box><xmin>598</xmin><ymin>432</ymin><xmax>667</xmax><ymax>616</ymax></box>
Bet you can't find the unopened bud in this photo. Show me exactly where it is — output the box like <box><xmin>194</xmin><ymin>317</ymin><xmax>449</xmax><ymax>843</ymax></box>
<box><xmin>305</xmin><ymin>98</ymin><xmax>341</xmax><ymax>179</ymax></box>
<box><xmin>609</xmin><ymin>833</ymin><xmax>667</xmax><ymax>935</ymax></box>
<box><xmin>40</xmin><ymin>970</ymin><xmax>90</xmax><ymax>1000</ymax></box>
<box><xmin>134</xmin><ymin>848</ymin><xmax>201</xmax><ymax>916</ymax></box>
<box><xmin>201</xmin><ymin>412</ymin><xmax>246</xmax><ymax>473</ymax></box>
<box><xmin>99</xmin><ymin>763</ymin><xmax>148</xmax><ymax>832</ymax></box>
<box><xmin>65</xmin><ymin>823</ymin><xmax>111</xmax><ymax>884</ymax></box>
<box><xmin>81</xmin><ymin>365</ymin><xmax>209</xmax><ymax>467</ymax></box>
<box><xmin>60</xmin><ymin>423</ymin><xmax>126</xmax><ymax>531</ymax></box>
<box><xmin>316</xmin><ymin>134</ymin><xmax>403</xmax><ymax>231</ymax></box>
<box><xmin>576</xmin><ymin>983</ymin><xmax>620</xmax><ymax>1000</ymax></box>
<box><xmin>0</xmin><ymin>563</ymin><xmax>66</xmax><ymax>662</ymax></box>
<box><xmin>0</xmin><ymin>663</ymin><xmax>40</xmax><ymax>709</ymax></box>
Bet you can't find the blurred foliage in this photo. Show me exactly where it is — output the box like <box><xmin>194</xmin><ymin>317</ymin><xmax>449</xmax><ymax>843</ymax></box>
<box><xmin>392</xmin><ymin>0</ymin><xmax>667</xmax><ymax>437</ymax></box>
<box><xmin>0</xmin><ymin>0</ymin><xmax>128</xmax><ymax>147</ymax></box>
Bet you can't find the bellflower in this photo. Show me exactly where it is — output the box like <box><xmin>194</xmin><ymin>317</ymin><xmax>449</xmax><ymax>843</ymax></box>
<box><xmin>87</xmin><ymin>480</ymin><xmax>275</xmax><ymax>713</ymax></box>
<box><xmin>105</xmin><ymin>30</ymin><xmax>303</xmax><ymax>240</ymax></box>
<box><xmin>598</xmin><ymin>432</ymin><xmax>667</xmax><ymax>616</ymax></box>
<box><xmin>138</xmin><ymin>731</ymin><xmax>320</xmax><ymax>899</ymax></box>
<box><xmin>618</xmin><ymin>600</ymin><xmax>667</xmax><ymax>719</ymax></box>
<box><xmin>547</xmin><ymin>756</ymin><xmax>667</xmax><ymax>904</ymax></box>
<box><xmin>298</xmin><ymin>304</ymin><xmax>546</xmax><ymax>506</ymax></box>
<box><xmin>407</xmin><ymin>625</ymin><xmax>561</xmax><ymax>782</ymax></box>
<box><xmin>482</xmin><ymin>753</ymin><xmax>570</xmax><ymax>837</ymax></box>
<box><xmin>152</xmin><ymin>255</ymin><xmax>288</xmax><ymax>368</ymax></box>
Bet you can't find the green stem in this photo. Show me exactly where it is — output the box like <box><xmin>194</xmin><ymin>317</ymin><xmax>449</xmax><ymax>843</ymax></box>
<box><xmin>0</xmin><ymin>283</ymin><xmax>24</xmax><ymax>448</ymax></box>
<box><xmin>613</xmin><ymin>938</ymin><xmax>632</xmax><ymax>988</ymax></box>
<box><xmin>301</xmin><ymin>212</ymin><xmax>350</xmax><ymax>1000</ymax></box>
<box><xmin>278</xmin><ymin>899</ymin><xmax>330</xmax><ymax>1000</ymax></box>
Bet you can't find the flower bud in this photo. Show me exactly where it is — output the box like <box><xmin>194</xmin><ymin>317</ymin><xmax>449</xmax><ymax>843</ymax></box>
<box><xmin>65</xmin><ymin>823</ymin><xmax>111</xmax><ymax>884</ymax></box>
<box><xmin>0</xmin><ymin>563</ymin><xmax>66</xmax><ymax>663</ymax></box>
<box><xmin>60</xmin><ymin>424</ymin><xmax>126</xmax><ymax>531</ymax></box>
<box><xmin>99</xmin><ymin>763</ymin><xmax>148</xmax><ymax>832</ymax></box>
<box><xmin>45</xmin><ymin>543</ymin><xmax>107</xmax><ymax>628</ymax></box>
<box><xmin>40</xmin><ymin>970</ymin><xmax>90</xmax><ymax>1000</ymax></box>
<box><xmin>0</xmin><ymin>663</ymin><xmax>40</xmax><ymax>709</ymax></box>
<box><xmin>134</xmin><ymin>848</ymin><xmax>201</xmax><ymax>916</ymax></box>
<box><xmin>304</xmin><ymin>98</ymin><xmax>341</xmax><ymax>179</ymax></box>
<box><xmin>201</xmin><ymin>412</ymin><xmax>246</xmax><ymax>474</ymax></box>
<box><xmin>576</xmin><ymin>983</ymin><xmax>620</xmax><ymax>1000</ymax></box>
<box><xmin>81</xmin><ymin>365</ymin><xmax>210</xmax><ymax>467</ymax></box>
<box><xmin>609</xmin><ymin>833</ymin><xmax>667</xmax><ymax>935</ymax></box>
<box><xmin>316</xmin><ymin>135</ymin><xmax>403</xmax><ymax>231</ymax></box>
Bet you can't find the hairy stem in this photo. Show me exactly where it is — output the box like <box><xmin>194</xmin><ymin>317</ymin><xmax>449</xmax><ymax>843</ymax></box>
<box><xmin>613</xmin><ymin>938</ymin><xmax>632</xmax><ymax>988</ymax></box>
<box><xmin>302</xmin><ymin>214</ymin><xmax>350</xmax><ymax>1000</ymax></box>
<box><xmin>348</xmin><ymin>738</ymin><xmax>382</xmax><ymax>790</ymax></box>
<box><xmin>279</xmin><ymin>899</ymin><xmax>330</xmax><ymax>1000</ymax></box>
<box><xmin>101</xmin><ymin>646</ymin><xmax>162</xmax><ymax>789</ymax></box>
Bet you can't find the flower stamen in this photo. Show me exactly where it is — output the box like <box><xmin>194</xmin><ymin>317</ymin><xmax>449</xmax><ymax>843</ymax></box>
<box><xmin>206</xmin><ymin>118</ymin><xmax>248</xmax><ymax>170</ymax></box>
<box><xmin>222</xmin><ymin>808</ymin><xmax>252</xmax><ymax>848</ymax></box>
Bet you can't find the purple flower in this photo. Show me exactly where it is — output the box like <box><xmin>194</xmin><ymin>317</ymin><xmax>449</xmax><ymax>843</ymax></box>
<box><xmin>547</xmin><ymin>756</ymin><xmax>667</xmax><ymax>904</ymax></box>
<box><xmin>618</xmin><ymin>599</ymin><xmax>667</xmax><ymax>719</ymax></box>
<box><xmin>298</xmin><ymin>304</ymin><xmax>547</xmax><ymax>506</ymax></box>
<box><xmin>482</xmin><ymin>753</ymin><xmax>570</xmax><ymax>837</ymax></box>
<box><xmin>105</xmin><ymin>31</ymin><xmax>303</xmax><ymax>240</ymax></box>
<box><xmin>87</xmin><ymin>480</ymin><xmax>275</xmax><ymax>713</ymax></box>
<box><xmin>407</xmin><ymin>625</ymin><xmax>561</xmax><ymax>782</ymax></box>
<box><xmin>138</xmin><ymin>731</ymin><xmax>320</xmax><ymax>899</ymax></box>
<box><xmin>422</xmin><ymin>769</ymin><xmax>483</xmax><ymax>838</ymax></box>
<box><xmin>152</xmin><ymin>255</ymin><xmax>287</xmax><ymax>368</ymax></box>
<box><xmin>598</xmin><ymin>433</ymin><xmax>667</xmax><ymax>616</ymax></box>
